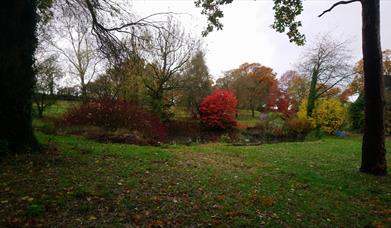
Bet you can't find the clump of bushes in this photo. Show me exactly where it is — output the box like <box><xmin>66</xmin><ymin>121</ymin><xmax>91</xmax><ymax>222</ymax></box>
<box><xmin>59</xmin><ymin>98</ymin><xmax>166</xmax><ymax>145</ymax></box>
<box><xmin>199</xmin><ymin>89</ymin><xmax>238</xmax><ymax>129</ymax></box>
<box><xmin>243</xmin><ymin>117</ymin><xmax>312</xmax><ymax>144</ymax></box>
<box><xmin>297</xmin><ymin>98</ymin><xmax>347</xmax><ymax>134</ymax></box>
<box><xmin>285</xmin><ymin>117</ymin><xmax>313</xmax><ymax>139</ymax></box>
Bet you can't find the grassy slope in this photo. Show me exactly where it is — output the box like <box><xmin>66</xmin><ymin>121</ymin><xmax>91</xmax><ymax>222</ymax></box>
<box><xmin>1</xmin><ymin>132</ymin><xmax>390</xmax><ymax>227</ymax></box>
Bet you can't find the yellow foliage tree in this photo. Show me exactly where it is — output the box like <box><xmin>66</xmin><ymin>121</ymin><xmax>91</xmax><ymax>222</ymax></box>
<box><xmin>297</xmin><ymin>99</ymin><xmax>347</xmax><ymax>134</ymax></box>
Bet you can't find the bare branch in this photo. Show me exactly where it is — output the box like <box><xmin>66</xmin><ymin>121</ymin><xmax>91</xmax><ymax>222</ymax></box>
<box><xmin>315</xmin><ymin>72</ymin><xmax>355</xmax><ymax>98</ymax></box>
<box><xmin>318</xmin><ymin>0</ymin><xmax>360</xmax><ymax>17</ymax></box>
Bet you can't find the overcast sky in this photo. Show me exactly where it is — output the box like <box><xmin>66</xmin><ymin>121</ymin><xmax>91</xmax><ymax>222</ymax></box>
<box><xmin>130</xmin><ymin>0</ymin><xmax>391</xmax><ymax>79</ymax></box>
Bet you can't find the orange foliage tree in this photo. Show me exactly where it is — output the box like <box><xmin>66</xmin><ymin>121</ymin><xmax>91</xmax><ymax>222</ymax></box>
<box><xmin>216</xmin><ymin>63</ymin><xmax>277</xmax><ymax>117</ymax></box>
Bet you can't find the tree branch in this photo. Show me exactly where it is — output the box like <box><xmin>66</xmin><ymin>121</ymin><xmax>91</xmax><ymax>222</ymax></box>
<box><xmin>315</xmin><ymin>72</ymin><xmax>354</xmax><ymax>98</ymax></box>
<box><xmin>318</xmin><ymin>0</ymin><xmax>360</xmax><ymax>17</ymax></box>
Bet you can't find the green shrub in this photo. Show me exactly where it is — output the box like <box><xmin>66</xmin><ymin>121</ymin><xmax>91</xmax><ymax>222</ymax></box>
<box><xmin>348</xmin><ymin>94</ymin><xmax>364</xmax><ymax>132</ymax></box>
<box><xmin>219</xmin><ymin>133</ymin><xmax>231</xmax><ymax>143</ymax></box>
<box><xmin>305</xmin><ymin>128</ymin><xmax>324</xmax><ymax>141</ymax></box>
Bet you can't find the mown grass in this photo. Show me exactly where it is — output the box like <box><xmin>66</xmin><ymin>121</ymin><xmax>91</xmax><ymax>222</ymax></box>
<box><xmin>2</xmin><ymin>101</ymin><xmax>390</xmax><ymax>226</ymax></box>
<box><xmin>1</xmin><ymin>131</ymin><xmax>390</xmax><ymax>227</ymax></box>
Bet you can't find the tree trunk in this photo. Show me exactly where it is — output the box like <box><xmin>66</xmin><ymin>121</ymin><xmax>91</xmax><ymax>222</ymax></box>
<box><xmin>307</xmin><ymin>66</ymin><xmax>318</xmax><ymax>117</ymax></box>
<box><xmin>360</xmin><ymin>0</ymin><xmax>387</xmax><ymax>175</ymax></box>
<box><xmin>0</xmin><ymin>0</ymin><xmax>38</xmax><ymax>154</ymax></box>
<box><xmin>81</xmin><ymin>85</ymin><xmax>88</xmax><ymax>103</ymax></box>
<box><xmin>80</xmin><ymin>76</ymin><xmax>88</xmax><ymax>103</ymax></box>
<box><xmin>37</xmin><ymin>108</ymin><xmax>44</xmax><ymax>119</ymax></box>
<box><xmin>151</xmin><ymin>91</ymin><xmax>166</xmax><ymax>120</ymax></box>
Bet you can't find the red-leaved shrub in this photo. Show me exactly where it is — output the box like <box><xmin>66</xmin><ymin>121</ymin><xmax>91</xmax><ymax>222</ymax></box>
<box><xmin>199</xmin><ymin>89</ymin><xmax>238</xmax><ymax>129</ymax></box>
<box><xmin>266</xmin><ymin>90</ymin><xmax>296</xmax><ymax>118</ymax></box>
<box><xmin>61</xmin><ymin>98</ymin><xmax>166</xmax><ymax>143</ymax></box>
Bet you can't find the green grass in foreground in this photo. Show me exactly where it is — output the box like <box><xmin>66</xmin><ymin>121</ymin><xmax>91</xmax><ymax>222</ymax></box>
<box><xmin>1</xmin><ymin>132</ymin><xmax>390</xmax><ymax>227</ymax></box>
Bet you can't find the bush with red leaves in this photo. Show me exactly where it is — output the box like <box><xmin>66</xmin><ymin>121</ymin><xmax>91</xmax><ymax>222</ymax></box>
<box><xmin>61</xmin><ymin>98</ymin><xmax>166</xmax><ymax>143</ymax></box>
<box><xmin>266</xmin><ymin>90</ymin><xmax>296</xmax><ymax>118</ymax></box>
<box><xmin>199</xmin><ymin>89</ymin><xmax>238</xmax><ymax>129</ymax></box>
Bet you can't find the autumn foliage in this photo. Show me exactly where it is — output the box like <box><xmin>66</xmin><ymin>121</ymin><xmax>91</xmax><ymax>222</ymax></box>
<box><xmin>199</xmin><ymin>89</ymin><xmax>238</xmax><ymax>129</ymax></box>
<box><xmin>61</xmin><ymin>98</ymin><xmax>166</xmax><ymax>142</ymax></box>
<box><xmin>266</xmin><ymin>87</ymin><xmax>296</xmax><ymax>118</ymax></box>
<box><xmin>297</xmin><ymin>98</ymin><xmax>346</xmax><ymax>134</ymax></box>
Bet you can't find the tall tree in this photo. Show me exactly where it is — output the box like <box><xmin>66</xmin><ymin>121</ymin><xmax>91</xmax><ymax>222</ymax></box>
<box><xmin>299</xmin><ymin>35</ymin><xmax>353</xmax><ymax>117</ymax></box>
<box><xmin>0</xmin><ymin>0</ymin><xmax>170</xmax><ymax>153</ymax></box>
<box><xmin>33</xmin><ymin>54</ymin><xmax>63</xmax><ymax>118</ymax></box>
<box><xmin>0</xmin><ymin>1</ymin><xmax>38</xmax><ymax>153</ymax></box>
<box><xmin>359</xmin><ymin>0</ymin><xmax>386</xmax><ymax>175</ymax></box>
<box><xmin>196</xmin><ymin>0</ymin><xmax>387</xmax><ymax>175</ymax></box>
<box><xmin>94</xmin><ymin>56</ymin><xmax>147</xmax><ymax>102</ymax></box>
<box><xmin>88</xmin><ymin>34</ymin><xmax>150</xmax><ymax>102</ymax></box>
<box><xmin>279</xmin><ymin>70</ymin><xmax>309</xmax><ymax>111</ymax></box>
<box><xmin>223</xmin><ymin>63</ymin><xmax>276</xmax><ymax>117</ymax></box>
<box><xmin>142</xmin><ymin>17</ymin><xmax>198</xmax><ymax>120</ymax></box>
<box><xmin>180</xmin><ymin>50</ymin><xmax>212</xmax><ymax>118</ymax></box>
<box><xmin>47</xmin><ymin>4</ymin><xmax>101</xmax><ymax>103</ymax></box>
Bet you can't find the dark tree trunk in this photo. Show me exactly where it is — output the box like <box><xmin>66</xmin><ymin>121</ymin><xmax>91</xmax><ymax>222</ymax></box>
<box><xmin>36</xmin><ymin>96</ymin><xmax>44</xmax><ymax>118</ymax></box>
<box><xmin>81</xmin><ymin>85</ymin><xmax>88</xmax><ymax>104</ymax></box>
<box><xmin>0</xmin><ymin>1</ymin><xmax>38</xmax><ymax>154</ymax></box>
<box><xmin>360</xmin><ymin>0</ymin><xmax>387</xmax><ymax>175</ymax></box>
<box><xmin>37</xmin><ymin>108</ymin><xmax>44</xmax><ymax>118</ymax></box>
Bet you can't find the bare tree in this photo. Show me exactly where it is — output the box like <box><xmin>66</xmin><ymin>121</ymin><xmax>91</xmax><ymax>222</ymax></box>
<box><xmin>33</xmin><ymin>54</ymin><xmax>63</xmax><ymax>118</ymax></box>
<box><xmin>298</xmin><ymin>35</ymin><xmax>353</xmax><ymax>117</ymax></box>
<box><xmin>46</xmin><ymin>4</ymin><xmax>101</xmax><ymax>103</ymax></box>
<box><xmin>142</xmin><ymin>17</ymin><xmax>199</xmax><ymax>120</ymax></box>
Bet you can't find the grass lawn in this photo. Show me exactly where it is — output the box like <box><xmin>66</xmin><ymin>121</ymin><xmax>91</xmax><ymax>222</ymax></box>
<box><xmin>1</xmin><ymin>132</ymin><xmax>390</xmax><ymax>227</ymax></box>
<box><xmin>33</xmin><ymin>100</ymin><xmax>80</xmax><ymax>118</ymax></box>
<box><xmin>237</xmin><ymin>109</ymin><xmax>261</xmax><ymax>127</ymax></box>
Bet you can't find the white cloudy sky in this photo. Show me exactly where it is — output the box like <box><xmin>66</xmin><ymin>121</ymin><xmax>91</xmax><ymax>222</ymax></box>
<box><xmin>130</xmin><ymin>0</ymin><xmax>391</xmax><ymax>79</ymax></box>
